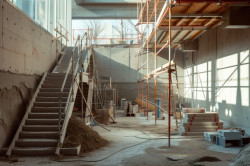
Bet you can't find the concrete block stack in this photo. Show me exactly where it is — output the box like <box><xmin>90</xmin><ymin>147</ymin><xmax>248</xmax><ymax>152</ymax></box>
<box><xmin>216</xmin><ymin>130</ymin><xmax>242</xmax><ymax>147</ymax></box>
<box><xmin>180</xmin><ymin>108</ymin><xmax>223</xmax><ymax>136</ymax></box>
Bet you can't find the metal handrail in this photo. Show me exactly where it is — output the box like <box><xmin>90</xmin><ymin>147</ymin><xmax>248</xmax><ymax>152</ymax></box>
<box><xmin>56</xmin><ymin>31</ymin><xmax>90</xmax><ymax>155</ymax></box>
<box><xmin>54</xmin><ymin>22</ymin><xmax>71</xmax><ymax>64</ymax></box>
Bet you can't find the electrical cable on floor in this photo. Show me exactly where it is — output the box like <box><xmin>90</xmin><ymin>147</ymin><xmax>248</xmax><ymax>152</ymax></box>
<box><xmin>54</xmin><ymin>131</ymin><xmax>202</xmax><ymax>163</ymax></box>
<box><xmin>54</xmin><ymin>139</ymin><xmax>150</xmax><ymax>163</ymax></box>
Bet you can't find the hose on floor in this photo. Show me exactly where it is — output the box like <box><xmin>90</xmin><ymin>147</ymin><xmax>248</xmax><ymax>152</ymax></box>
<box><xmin>54</xmin><ymin>139</ymin><xmax>150</xmax><ymax>163</ymax></box>
<box><xmin>53</xmin><ymin>132</ymin><xmax>201</xmax><ymax>163</ymax></box>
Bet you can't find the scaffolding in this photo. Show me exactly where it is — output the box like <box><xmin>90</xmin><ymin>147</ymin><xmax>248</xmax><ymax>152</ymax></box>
<box><xmin>136</xmin><ymin>0</ymin><xmax>179</xmax><ymax>147</ymax></box>
<box><xmin>136</xmin><ymin>0</ymin><xmax>250</xmax><ymax>147</ymax></box>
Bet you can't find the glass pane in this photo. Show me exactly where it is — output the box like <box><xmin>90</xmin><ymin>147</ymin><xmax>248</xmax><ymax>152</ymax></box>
<box><xmin>217</xmin><ymin>67</ymin><xmax>237</xmax><ymax>87</ymax></box>
<box><xmin>240</xmin><ymin>50</ymin><xmax>249</xmax><ymax>63</ymax></box>
<box><xmin>217</xmin><ymin>53</ymin><xmax>238</xmax><ymax>69</ymax></box>
<box><xmin>240</xmin><ymin>64</ymin><xmax>249</xmax><ymax>86</ymax></box>
<box><xmin>217</xmin><ymin>87</ymin><xmax>237</xmax><ymax>105</ymax></box>
<box><xmin>22</xmin><ymin>0</ymin><xmax>35</xmax><ymax>19</ymax></box>
<box><xmin>48</xmin><ymin>0</ymin><xmax>55</xmax><ymax>34</ymax></box>
<box><xmin>36</xmin><ymin>0</ymin><xmax>47</xmax><ymax>29</ymax></box>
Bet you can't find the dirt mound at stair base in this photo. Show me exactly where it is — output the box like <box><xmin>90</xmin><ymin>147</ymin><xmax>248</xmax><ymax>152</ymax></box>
<box><xmin>62</xmin><ymin>116</ymin><xmax>108</xmax><ymax>153</ymax></box>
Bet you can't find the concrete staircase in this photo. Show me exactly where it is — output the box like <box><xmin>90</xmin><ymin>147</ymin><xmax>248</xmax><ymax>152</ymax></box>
<box><xmin>9</xmin><ymin>73</ymin><xmax>71</xmax><ymax>156</ymax></box>
<box><xmin>180</xmin><ymin>108</ymin><xmax>224</xmax><ymax>136</ymax></box>
<box><xmin>6</xmin><ymin>46</ymin><xmax>94</xmax><ymax>156</ymax></box>
<box><xmin>6</xmin><ymin>45</ymin><xmax>95</xmax><ymax>156</ymax></box>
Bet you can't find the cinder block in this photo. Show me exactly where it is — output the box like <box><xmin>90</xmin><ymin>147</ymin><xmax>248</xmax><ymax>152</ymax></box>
<box><xmin>217</xmin><ymin>130</ymin><xmax>241</xmax><ymax>140</ymax></box>
<box><xmin>216</xmin><ymin>136</ymin><xmax>242</xmax><ymax>147</ymax></box>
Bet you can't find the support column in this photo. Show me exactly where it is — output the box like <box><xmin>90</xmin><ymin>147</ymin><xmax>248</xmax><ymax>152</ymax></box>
<box><xmin>141</xmin><ymin>81</ymin><xmax>143</xmax><ymax>112</ymax></box>
<box><xmin>147</xmin><ymin>79</ymin><xmax>149</xmax><ymax>120</ymax></box>
<box><xmin>168</xmin><ymin>5</ymin><xmax>172</xmax><ymax>147</ymax></box>
<box><xmin>154</xmin><ymin>77</ymin><xmax>157</xmax><ymax>124</ymax></box>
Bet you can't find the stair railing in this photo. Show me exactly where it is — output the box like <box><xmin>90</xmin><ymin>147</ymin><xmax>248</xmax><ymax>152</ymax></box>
<box><xmin>53</xmin><ymin>21</ymin><xmax>71</xmax><ymax>63</ymax></box>
<box><xmin>56</xmin><ymin>32</ymin><xmax>89</xmax><ymax>155</ymax></box>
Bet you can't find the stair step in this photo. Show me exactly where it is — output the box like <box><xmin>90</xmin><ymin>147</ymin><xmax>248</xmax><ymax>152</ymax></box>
<box><xmin>38</xmin><ymin>92</ymin><xmax>68</xmax><ymax>97</ymax></box>
<box><xmin>19</xmin><ymin>131</ymin><xmax>59</xmax><ymax>139</ymax></box>
<box><xmin>41</xmin><ymin>84</ymin><xmax>71</xmax><ymax>89</ymax></box>
<box><xmin>25</xmin><ymin>119</ymin><xmax>64</xmax><ymax>125</ymax></box>
<box><xmin>40</xmin><ymin>88</ymin><xmax>70</xmax><ymax>93</ymax></box>
<box><xmin>23</xmin><ymin>125</ymin><xmax>61</xmax><ymax>132</ymax></box>
<box><xmin>36</xmin><ymin>97</ymin><xmax>67</xmax><ymax>102</ymax></box>
<box><xmin>47</xmin><ymin>73</ymin><xmax>66</xmax><ymax>77</ymax></box>
<box><xmin>43</xmin><ymin>80</ymin><xmax>71</xmax><ymax>85</ymax></box>
<box><xmin>28</xmin><ymin>113</ymin><xmax>65</xmax><ymax>119</ymax></box>
<box><xmin>15</xmin><ymin>139</ymin><xmax>58</xmax><ymax>147</ymax></box>
<box><xmin>31</xmin><ymin>107</ymin><xmax>65</xmax><ymax>113</ymax></box>
<box><xmin>12</xmin><ymin>147</ymin><xmax>55</xmax><ymax>156</ymax></box>
<box><xmin>33</xmin><ymin>102</ymin><xmax>66</xmax><ymax>107</ymax></box>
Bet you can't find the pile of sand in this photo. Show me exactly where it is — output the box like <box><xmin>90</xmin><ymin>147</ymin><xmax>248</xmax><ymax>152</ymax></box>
<box><xmin>63</xmin><ymin>116</ymin><xmax>107</xmax><ymax>153</ymax></box>
<box><xmin>231</xmin><ymin>143</ymin><xmax>250</xmax><ymax>166</ymax></box>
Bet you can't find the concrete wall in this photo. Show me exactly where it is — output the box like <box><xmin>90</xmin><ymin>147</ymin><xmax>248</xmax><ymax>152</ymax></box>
<box><xmin>0</xmin><ymin>1</ymin><xmax>61</xmax><ymax>148</ymax></box>
<box><xmin>94</xmin><ymin>47</ymin><xmax>185</xmax><ymax>103</ymax></box>
<box><xmin>0</xmin><ymin>1</ymin><xmax>58</xmax><ymax>75</ymax></box>
<box><xmin>184</xmin><ymin>27</ymin><xmax>250</xmax><ymax>134</ymax></box>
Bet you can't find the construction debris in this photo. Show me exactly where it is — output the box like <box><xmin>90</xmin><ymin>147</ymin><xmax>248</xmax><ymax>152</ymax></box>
<box><xmin>180</xmin><ymin>108</ymin><xmax>223</xmax><ymax>136</ymax></box>
<box><xmin>231</xmin><ymin>143</ymin><xmax>250</xmax><ymax>166</ymax></box>
<box><xmin>63</xmin><ymin>116</ymin><xmax>108</xmax><ymax>153</ymax></box>
<box><xmin>216</xmin><ymin>130</ymin><xmax>242</xmax><ymax>147</ymax></box>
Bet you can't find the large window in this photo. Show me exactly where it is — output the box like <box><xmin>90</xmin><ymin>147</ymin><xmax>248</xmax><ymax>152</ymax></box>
<box><xmin>184</xmin><ymin>62</ymin><xmax>211</xmax><ymax>101</ymax></box>
<box><xmin>184</xmin><ymin>50</ymin><xmax>250</xmax><ymax>108</ymax></box>
<box><xmin>217</xmin><ymin>51</ymin><xmax>249</xmax><ymax>106</ymax></box>
<box><xmin>184</xmin><ymin>67</ymin><xmax>192</xmax><ymax>99</ymax></box>
<box><xmin>9</xmin><ymin>0</ymin><xmax>71</xmax><ymax>43</ymax></box>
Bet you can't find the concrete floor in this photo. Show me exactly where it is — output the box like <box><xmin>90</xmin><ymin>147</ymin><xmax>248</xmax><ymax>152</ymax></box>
<box><xmin>0</xmin><ymin>111</ymin><xmax>241</xmax><ymax>166</ymax></box>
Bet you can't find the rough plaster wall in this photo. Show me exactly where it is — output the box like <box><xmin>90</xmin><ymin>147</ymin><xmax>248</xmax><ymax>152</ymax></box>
<box><xmin>0</xmin><ymin>72</ymin><xmax>39</xmax><ymax>148</ymax></box>
<box><xmin>184</xmin><ymin>27</ymin><xmax>250</xmax><ymax>134</ymax></box>
<box><xmin>0</xmin><ymin>1</ymin><xmax>58</xmax><ymax>75</ymax></box>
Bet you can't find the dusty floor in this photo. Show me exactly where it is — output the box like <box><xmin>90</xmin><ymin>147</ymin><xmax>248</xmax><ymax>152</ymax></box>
<box><xmin>0</xmin><ymin>111</ymin><xmax>241</xmax><ymax>166</ymax></box>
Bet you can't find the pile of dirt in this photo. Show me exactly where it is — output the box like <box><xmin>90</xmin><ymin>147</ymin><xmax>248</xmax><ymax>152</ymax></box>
<box><xmin>231</xmin><ymin>143</ymin><xmax>250</xmax><ymax>166</ymax></box>
<box><xmin>62</xmin><ymin>116</ymin><xmax>108</xmax><ymax>153</ymax></box>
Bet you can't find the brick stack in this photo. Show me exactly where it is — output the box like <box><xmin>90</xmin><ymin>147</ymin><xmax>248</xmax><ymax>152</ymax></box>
<box><xmin>180</xmin><ymin>108</ymin><xmax>223</xmax><ymax>136</ymax></box>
